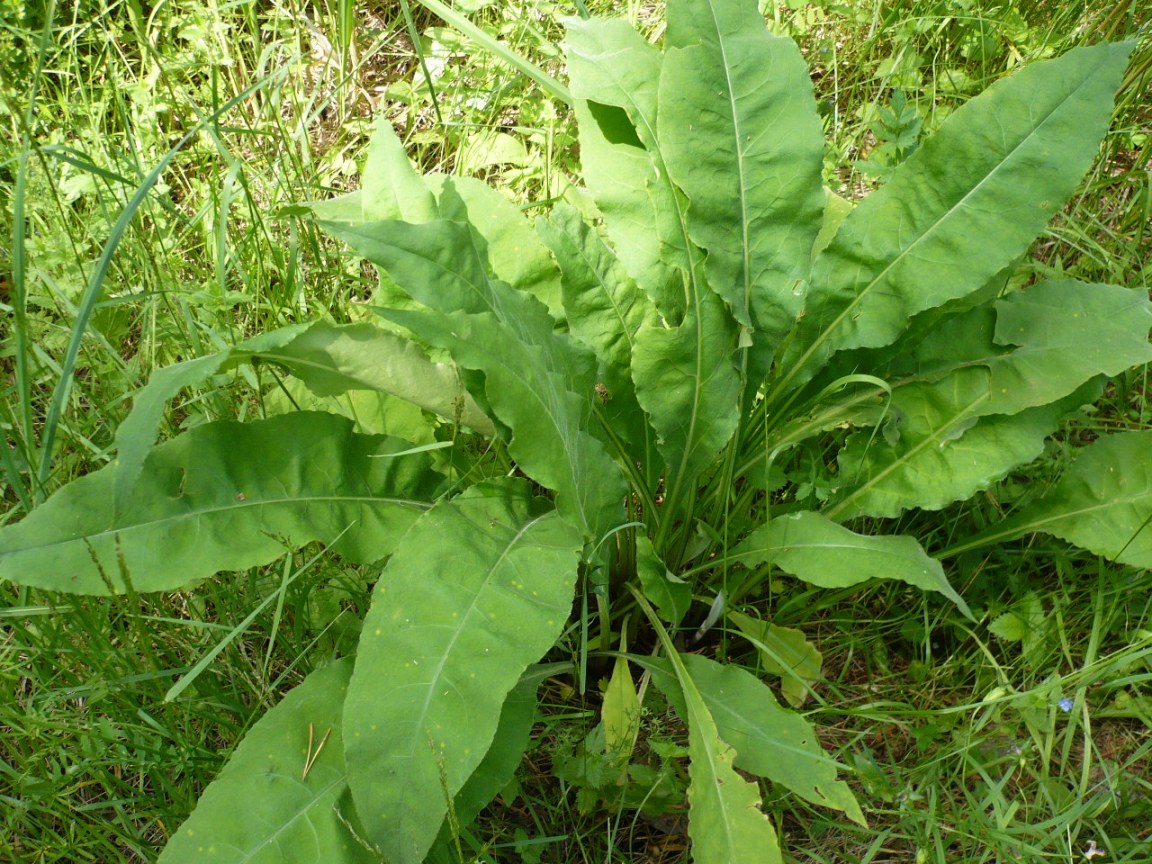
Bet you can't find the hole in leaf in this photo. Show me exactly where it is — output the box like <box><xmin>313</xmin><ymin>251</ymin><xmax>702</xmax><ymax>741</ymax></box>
<box><xmin>586</xmin><ymin>101</ymin><xmax>645</xmax><ymax>149</ymax></box>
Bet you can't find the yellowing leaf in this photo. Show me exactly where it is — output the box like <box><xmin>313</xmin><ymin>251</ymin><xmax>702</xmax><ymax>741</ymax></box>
<box><xmin>728</xmin><ymin>611</ymin><xmax>822</xmax><ymax>708</ymax></box>
<box><xmin>602</xmin><ymin>655</ymin><xmax>641</xmax><ymax>765</ymax></box>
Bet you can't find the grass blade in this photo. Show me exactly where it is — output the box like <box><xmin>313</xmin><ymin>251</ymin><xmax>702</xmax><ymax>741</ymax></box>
<box><xmin>35</xmin><ymin>65</ymin><xmax>291</xmax><ymax>498</ymax></box>
<box><xmin>414</xmin><ymin>0</ymin><xmax>571</xmax><ymax>105</ymax></box>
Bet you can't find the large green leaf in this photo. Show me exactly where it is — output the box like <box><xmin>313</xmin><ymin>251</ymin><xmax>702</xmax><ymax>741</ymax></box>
<box><xmin>112</xmin><ymin>320</ymin><xmax>493</xmax><ymax>512</ymax></box>
<box><xmin>321</xmin><ymin>183</ymin><xmax>575</xmax><ymax>380</ymax></box>
<box><xmin>537</xmin><ymin>204</ymin><xmax>656</xmax><ymax>396</ymax></box>
<box><xmin>632</xmin><ymin>290</ymin><xmax>742</xmax><ymax>530</ymax></box>
<box><xmin>265</xmin><ymin>380</ymin><xmax>438</xmax><ymax>446</ymax></box>
<box><xmin>831</xmin><ymin>380</ymin><xmax>1102</xmax><ymax>520</ymax></box>
<box><xmin>565</xmin><ymin>16</ymin><xmax>746</xmax><ymax>501</ymax></box>
<box><xmin>779</xmin><ymin>41</ymin><xmax>1134</xmax><ymax>392</ymax></box>
<box><xmin>361</xmin><ymin>115</ymin><xmax>439</xmax><ymax>223</ymax></box>
<box><xmin>564</xmin><ymin>17</ymin><xmax>695</xmax><ymax>319</ymax></box>
<box><xmin>651</xmin><ymin>647</ymin><xmax>783</xmax><ymax>864</ymax></box>
<box><xmin>309</xmin><ymin>116</ymin><xmax>438</xmax><ymax>225</ymax></box>
<box><xmin>385</xmin><ymin>305</ymin><xmax>627</xmax><ymax>541</ymax></box>
<box><xmin>959</xmin><ymin>431</ymin><xmax>1152</xmax><ymax>568</ymax></box>
<box><xmin>343</xmin><ymin>481</ymin><xmax>583</xmax><ymax>862</ymax></box>
<box><xmin>450</xmin><ymin>665</ymin><xmax>558</xmax><ymax>826</ymax></box>
<box><xmin>0</xmin><ymin>412</ymin><xmax>444</xmax><ymax>594</ymax></box>
<box><xmin>426</xmin><ymin>666</ymin><xmax>559</xmax><ymax>864</ymax></box>
<box><xmin>644</xmin><ymin>653</ymin><xmax>863</xmax><ymax>824</ymax></box>
<box><xmin>732</xmin><ymin>510</ymin><xmax>971</xmax><ymax>616</ymax></box>
<box><xmin>321</xmin><ymin>201</ymin><xmax>627</xmax><ymax>541</ymax></box>
<box><xmin>317</xmin><ymin>121</ymin><xmax>563</xmax><ymax>316</ymax></box>
<box><xmin>727</xmin><ymin>610</ymin><xmax>823</xmax><ymax>709</ymax></box>
<box><xmin>255</xmin><ymin>320</ymin><xmax>494</xmax><ymax>435</ymax></box>
<box><xmin>430</xmin><ymin>174</ymin><xmax>565</xmax><ymax>319</ymax></box>
<box><xmin>658</xmin><ymin>0</ymin><xmax>824</xmax><ymax>359</ymax></box>
<box><xmin>827</xmin><ymin>277</ymin><xmax>1150</xmax><ymax>519</ymax></box>
<box><xmin>158</xmin><ymin>659</ymin><xmax>375</xmax><ymax>864</ymax></box>
<box><xmin>113</xmin><ymin>324</ymin><xmax>309</xmax><ymax>511</ymax></box>
<box><xmin>537</xmin><ymin>204</ymin><xmax>657</xmax><ymax>456</ymax></box>
<box><xmin>321</xmin><ymin>216</ymin><xmax>510</xmax><ymax>319</ymax></box>
<box><xmin>908</xmin><ymin>280</ymin><xmax>1152</xmax><ymax>414</ymax></box>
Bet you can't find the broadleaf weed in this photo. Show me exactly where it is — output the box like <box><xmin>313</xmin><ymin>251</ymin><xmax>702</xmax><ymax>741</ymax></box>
<box><xmin>3</xmin><ymin>0</ymin><xmax>1151</xmax><ymax>861</ymax></box>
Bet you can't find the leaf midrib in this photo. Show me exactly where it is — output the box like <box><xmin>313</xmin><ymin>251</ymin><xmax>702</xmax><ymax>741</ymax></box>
<box><xmin>826</xmin><ymin>389</ymin><xmax>990</xmax><ymax>519</ymax></box>
<box><xmin>777</xmin><ymin>49</ymin><xmax>1112</xmax><ymax>397</ymax></box>
<box><xmin>230</xmin><ymin>772</ymin><xmax>349</xmax><ymax>864</ymax></box>
<box><xmin>392</xmin><ymin>511</ymin><xmax>553</xmax><ymax>823</ymax></box>
<box><xmin>0</xmin><ymin>494</ymin><xmax>432</xmax><ymax>557</ymax></box>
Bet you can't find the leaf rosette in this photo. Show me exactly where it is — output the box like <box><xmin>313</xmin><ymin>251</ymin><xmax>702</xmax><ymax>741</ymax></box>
<box><xmin>1</xmin><ymin>2</ymin><xmax>1145</xmax><ymax>862</ymax></box>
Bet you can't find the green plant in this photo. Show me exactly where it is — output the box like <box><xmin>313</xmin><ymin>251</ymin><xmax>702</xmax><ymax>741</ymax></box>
<box><xmin>384</xmin><ymin>0</ymin><xmax>581</xmax><ymax>203</ymax></box>
<box><xmin>854</xmin><ymin>89</ymin><xmax>924</xmax><ymax>181</ymax></box>
<box><xmin>2</xmin><ymin>0</ymin><xmax>1149</xmax><ymax>861</ymax></box>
